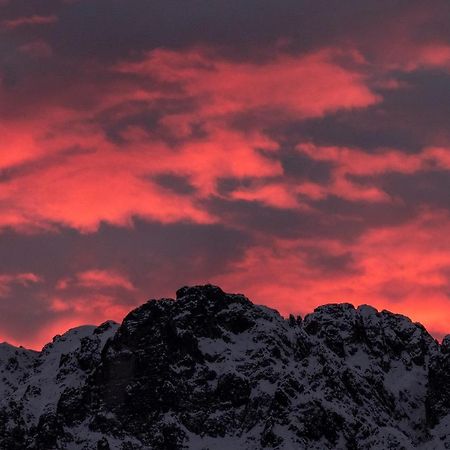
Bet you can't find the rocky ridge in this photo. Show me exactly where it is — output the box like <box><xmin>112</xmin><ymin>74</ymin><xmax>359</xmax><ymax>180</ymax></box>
<box><xmin>1</xmin><ymin>285</ymin><xmax>450</xmax><ymax>449</ymax></box>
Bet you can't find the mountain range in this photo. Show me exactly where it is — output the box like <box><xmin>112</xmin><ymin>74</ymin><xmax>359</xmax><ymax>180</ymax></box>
<box><xmin>1</xmin><ymin>284</ymin><xmax>450</xmax><ymax>449</ymax></box>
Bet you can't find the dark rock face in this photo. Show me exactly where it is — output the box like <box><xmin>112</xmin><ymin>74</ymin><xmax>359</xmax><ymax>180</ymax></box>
<box><xmin>2</xmin><ymin>285</ymin><xmax>450</xmax><ymax>449</ymax></box>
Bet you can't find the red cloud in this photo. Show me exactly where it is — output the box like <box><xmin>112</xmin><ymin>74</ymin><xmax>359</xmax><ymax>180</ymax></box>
<box><xmin>57</xmin><ymin>269</ymin><xmax>136</xmax><ymax>291</ymax></box>
<box><xmin>0</xmin><ymin>126</ymin><xmax>281</xmax><ymax>231</ymax></box>
<box><xmin>2</xmin><ymin>27</ymin><xmax>450</xmax><ymax>350</ymax></box>
<box><xmin>118</xmin><ymin>47</ymin><xmax>379</xmax><ymax>120</ymax></box>
<box><xmin>214</xmin><ymin>209</ymin><xmax>450</xmax><ymax>341</ymax></box>
<box><xmin>298</xmin><ymin>143</ymin><xmax>450</xmax><ymax>176</ymax></box>
<box><xmin>0</xmin><ymin>46</ymin><xmax>380</xmax><ymax>232</ymax></box>
<box><xmin>290</xmin><ymin>144</ymin><xmax>450</xmax><ymax>203</ymax></box>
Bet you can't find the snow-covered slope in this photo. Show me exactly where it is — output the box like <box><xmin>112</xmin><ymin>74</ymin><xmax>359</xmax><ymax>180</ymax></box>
<box><xmin>0</xmin><ymin>321</ymin><xmax>118</xmax><ymax>448</ymax></box>
<box><xmin>2</xmin><ymin>285</ymin><xmax>450</xmax><ymax>449</ymax></box>
<box><xmin>16</xmin><ymin>321</ymin><xmax>119</xmax><ymax>426</ymax></box>
<box><xmin>0</xmin><ymin>342</ymin><xmax>38</xmax><ymax>405</ymax></box>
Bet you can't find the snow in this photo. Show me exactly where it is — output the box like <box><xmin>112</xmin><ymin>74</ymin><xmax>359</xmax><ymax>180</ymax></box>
<box><xmin>0</xmin><ymin>285</ymin><xmax>449</xmax><ymax>449</ymax></box>
<box><xmin>0</xmin><ymin>342</ymin><xmax>38</xmax><ymax>405</ymax></box>
<box><xmin>2</xmin><ymin>322</ymin><xmax>118</xmax><ymax>425</ymax></box>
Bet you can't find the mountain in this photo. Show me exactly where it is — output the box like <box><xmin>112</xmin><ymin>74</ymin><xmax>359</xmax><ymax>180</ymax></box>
<box><xmin>1</xmin><ymin>284</ymin><xmax>450</xmax><ymax>449</ymax></box>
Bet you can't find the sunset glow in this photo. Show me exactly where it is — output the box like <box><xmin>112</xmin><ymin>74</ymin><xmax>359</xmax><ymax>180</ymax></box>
<box><xmin>1</xmin><ymin>0</ymin><xmax>450</xmax><ymax>348</ymax></box>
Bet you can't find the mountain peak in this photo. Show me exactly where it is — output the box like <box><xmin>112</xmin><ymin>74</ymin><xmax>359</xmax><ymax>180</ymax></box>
<box><xmin>1</xmin><ymin>286</ymin><xmax>450</xmax><ymax>449</ymax></box>
<box><xmin>176</xmin><ymin>283</ymin><xmax>226</xmax><ymax>300</ymax></box>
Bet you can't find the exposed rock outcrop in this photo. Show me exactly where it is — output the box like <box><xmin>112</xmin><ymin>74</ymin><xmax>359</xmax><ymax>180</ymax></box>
<box><xmin>1</xmin><ymin>285</ymin><xmax>449</xmax><ymax>449</ymax></box>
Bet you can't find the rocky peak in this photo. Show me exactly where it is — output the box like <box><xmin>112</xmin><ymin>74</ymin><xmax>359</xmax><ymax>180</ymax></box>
<box><xmin>303</xmin><ymin>302</ymin><xmax>437</xmax><ymax>365</ymax></box>
<box><xmin>1</xmin><ymin>285</ymin><xmax>450</xmax><ymax>449</ymax></box>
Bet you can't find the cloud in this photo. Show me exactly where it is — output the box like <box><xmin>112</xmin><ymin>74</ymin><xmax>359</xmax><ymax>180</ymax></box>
<box><xmin>0</xmin><ymin>272</ymin><xmax>41</xmax><ymax>297</ymax></box>
<box><xmin>1</xmin><ymin>0</ymin><xmax>450</xmax><ymax>348</ymax></box>
<box><xmin>0</xmin><ymin>220</ymin><xmax>251</xmax><ymax>347</ymax></box>
<box><xmin>19</xmin><ymin>39</ymin><xmax>53</xmax><ymax>58</ymax></box>
<box><xmin>1</xmin><ymin>14</ymin><xmax>58</xmax><ymax>30</ymax></box>
<box><xmin>0</xmin><ymin>43</ymin><xmax>380</xmax><ymax>232</ymax></box>
<box><xmin>57</xmin><ymin>269</ymin><xmax>136</xmax><ymax>291</ymax></box>
<box><xmin>0</xmin><ymin>127</ymin><xmax>280</xmax><ymax>231</ymax></box>
<box><xmin>361</xmin><ymin>169</ymin><xmax>450</xmax><ymax>211</ymax></box>
<box><xmin>117</xmin><ymin>47</ymin><xmax>379</xmax><ymax>120</ymax></box>
<box><xmin>214</xmin><ymin>211</ymin><xmax>450</xmax><ymax>339</ymax></box>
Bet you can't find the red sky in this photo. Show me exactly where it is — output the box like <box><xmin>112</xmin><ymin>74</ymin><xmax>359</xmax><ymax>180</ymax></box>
<box><xmin>1</xmin><ymin>0</ymin><xmax>450</xmax><ymax>349</ymax></box>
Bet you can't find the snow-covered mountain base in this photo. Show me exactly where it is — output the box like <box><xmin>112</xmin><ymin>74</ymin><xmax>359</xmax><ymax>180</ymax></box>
<box><xmin>2</xmin><ymin>285</ymin><xmax>450</xmax><ymax>449</ymax></box>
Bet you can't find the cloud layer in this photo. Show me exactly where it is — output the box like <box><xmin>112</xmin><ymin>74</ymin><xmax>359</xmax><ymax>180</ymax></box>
<box><xmin>1</xmin><ymin>0</ymin><xmax>450</xmax><ymax>347</ymax></box>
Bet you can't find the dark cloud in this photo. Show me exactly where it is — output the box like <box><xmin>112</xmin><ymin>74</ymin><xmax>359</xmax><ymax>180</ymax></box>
<box><xmin>204</xmin><ymin>196</ymin><xmax>402</xmax><ymax>242</ymax></box>
<box><xmin>0</xmin><ymin>219</ymin><xmax>251</xmax><ymax>283</ymax></box>
<box><xmin>302</xmin><ymin>247</ymin><xmax>362</xmax><ymax>277</ymax></box>
<box><xmin>153</xmin><ymin>174</ymin><xmax>197</xmax><ymax>195</ymax></box>
<box><xmin>216</xmin><ymin>151</ymin><xmax>333</xmax><ymax>196</ymax></box>
<box><xmin>1</xmin><ymin>0</ymin><xmax>447</xmax><ymax>64</ymax></box>
<box><xmin>0</xmin><ymin>219</ymin><xmax>251</xmax><ymax>341</ymax></box>
<box><xmin>352</xmin><ymin>170</ymin><xmax>450</xmax><ymax>210</ymax></box>
<box><xmin>269</xmin><ymin>111</ymin><xmax>422</xmax><ymax>152</ymax></box>
<box><xmin>308</xmin><ymin>195</ymin><xmax>415</xmax><ymax>233</ymax></box>
<box><xmin>96</xmin><ymin>99</ymin><xmax>208</xmax><ymax>146</ymax></box>
<box><xmin>19</xmin><ymin>0</ymin><xmax>389</xmax><ymax>60</ymax></box>
<box><xmin>377</xmin><ymin>70</ymin><xmax>450</xmax><ymax>149</ymax></box>
<box><xmin>216</xmin><ymin>177</ymin><xmax>256</xmax><ymax>196</ymax></box>
<box><xmin>267</xmin><ymin>70</ymin><xmax>450</xmax><ymax>153</ymax></box>
<box><xmin>2</xmin><ymin>0</ymin><xmax>450</xmax><ymax>149</ymax></box>
<box><xmin>279</xmin><ymin>150</ymin><xmax>333</xmax><ymax>183</ymax></box>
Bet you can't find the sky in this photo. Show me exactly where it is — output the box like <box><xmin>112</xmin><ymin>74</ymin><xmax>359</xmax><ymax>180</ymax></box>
<box><xmin>1</xmin><ymin>0</ymin><xmax>450</xmax><ymax>348</ymax></box>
